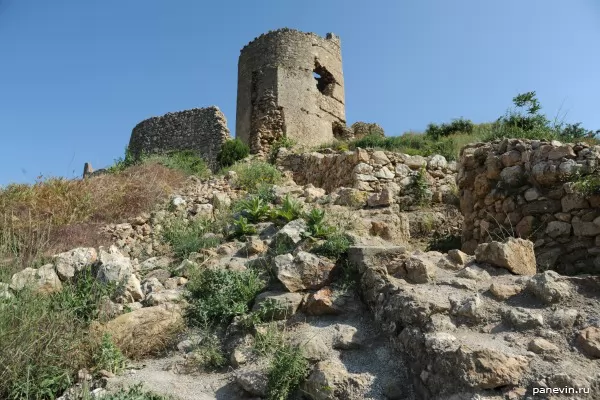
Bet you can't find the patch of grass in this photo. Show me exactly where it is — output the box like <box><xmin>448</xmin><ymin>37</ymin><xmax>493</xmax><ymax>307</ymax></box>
<box><xmin>266</xmin><ymin>343</ymin><xmax>309</xmax><ymax>400</ymax></box>
<box><xmin>0</xmin><ymin>290</ymin><xmax>94</xmax><ymax>400</ymax></box>
<box><xmin>313</xmin><ymin>232</ymin><xmax>352</xmax><ymax>259</ymax></box>
<box><xmin>573</xmin><ymin>172</ymin><xmax>600</xmax><ymax>197</ymax></box>
<box><xmin>187</xmin><ymin>331</ymin><xmax>226</xmax><ymax>371</ymax></box>
<box><xmin>94</xmin><ymin>333</ymin><xmax>127</xmax><ymax>375</ymax></box>
<box><xmin>229</xmin><ymin>161</ymin><xmax>282</xmax><ymax>193</ymax></box>
<box><xmin>51</xmin><ymin>266</ymin><xmax>117</xmax><ymax>323</ymax></box>
<box><xmin>162</xmin><ymin>217</ymin><xmax>222</xmax><ymax>259</ymax></box>
<box><xmin>253</xmin><ymin>322</ymin><xmax>286</xmax><ymax>357</ymax></box>
<box><xmin>184</xmin><ymin>268</ymin><xmax>265</xmax><ymax>328</ymax></box>
<box><xmin>217</xmin><ymin>139</ymin><xmax>250</xmax><ymax>168</ymax></box>
<box><xmin>100</xmin><ymin>384</ymin><xmax>173</xmax><ymax>400</ymax></box>
<box><xmin>144</xmin><ymin>151</ymin><xmax>211</xmax><ymax>178</ymax></box>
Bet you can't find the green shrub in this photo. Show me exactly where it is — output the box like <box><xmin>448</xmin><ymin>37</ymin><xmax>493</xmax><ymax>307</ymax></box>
<box><xmin>266</xmin><ymin>344</ymin><xmax>309</xmax><ymax>400</ymax></box>
<box><xmin>147</xmin><ymin>151</ymin><xmax>211</xmax><ymax>177</ymax></box>
<box><xmin>107</xmin><ymin>146</ymin><xmax>137</xmax><ymax>174</ymax></box>
<box><xmin>253</xmin><ymin>322</ymin><xmax>286</xmax><ymax>356</ymax></box>
<box><xmin>574</xmin><ymin>173</ymin><xmax>600</xmax><ymax>196</ymax></box>
<box><xmin>313</xmin><ymin>232</ymin><xmax>352</xmax><ymax>259</ymax></box>
<box><xmin>230</xmin><ymin>161</ymin><xmax>282</xmax><ymax>193</ymax></box>
<box><xmin>163</xmin><ymin>217</ymin><xmax>221</xmax><ymax>259</ymax></box>
<box><xmin>188</xmin><ymin>332</ymin><xmax>226</xmax><ymax>371</ymax></box>
<box><xmin>50</xmin><ymin>267</ymin><xmax>116</xmax><ymax>323</ymax></box>
<box><xmin>272</xmin><ymin>195</ymin><xmax>303</xmax><ymax>224</ymax></box>
<box><xmin>237</xmin><ymin>196</ymin><xmax>271</xmax><ymax>223</ymax></box>
<box><xmin>217</xmin><ymin>139</ymin><xmax>250</xmax><ymax>168</ymax></box>
<box><xmin>304</xmin><ymin>208</ymin><xmax>335</xmax><ymax>239</ymax></box>
<box><xmin>100</xmin><ymin>384</ymin><xmax>172</xmax><ymax>400</ymax></box>
<box><xmin>425</xmin><ymin>118</ymin><xmax>474</xmax><ymax>140</ymax></box>
<box><xmin>231</xmin><ymin>216</ymin><xmax>257</xmax><ymax>238</ymax></box>
<box><xmin>94</xmin><ymin>333</ymin><xmax>127</xmax><ymax>374</ymax></box>
<box><xmin>184</xmin><ymin>268</ymin><xmax>265</xmax><ymax>327</ymax></box>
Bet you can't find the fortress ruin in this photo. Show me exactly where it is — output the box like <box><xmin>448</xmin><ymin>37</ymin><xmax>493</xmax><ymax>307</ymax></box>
<box><xmin>236</xmin><ymin>28</ymin><xmax>346</xmax><ymax>154</ymax></box>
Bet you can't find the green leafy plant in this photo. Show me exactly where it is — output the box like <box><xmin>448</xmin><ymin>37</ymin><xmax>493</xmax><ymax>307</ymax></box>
<box><xmin>187</xmin><ymin>332</ymin><xmax>226</xmax><ymax>371</ymax></box>
<box><xmin>231</xmin><ymin>216</ymin><xmax>257</xmax><ymax>238</ymax></box>
<box><xmin>313</xmin><ymin>232</ymin><xmax>352</xmax><ymax>259</ymax></box>
<box><xmin>163</xmin><ymin>217</ymin><xmax>221</xmax><ymax>259</ymax></box>
<box><xmin>272</xmin><ymin>195</ymin><xmax>303</xmax><ymax>224</ymax></box>
<box><xmin>94</xmin><ymin>333</ymin><xmax>127</xmax><ymax>374</ymax></box>
<box><xmin>253</xmin><ymin>322</ymin><xmax>285</xmax><ymax>356</ymax></box>
<box><xmin>217</xmin><ymin>139</ymin><xmax>250</xmax><ymax>168</ymax></box>
<box><xmin>573</xmin><ymin>172</ymin><xmax>600</xmax><ymax>196</ymax></box>
<box><xmin>184</xmin><ymin>268</ymin><xmax>264</xmax><ymax>327</ymax></box>
<box><xmin>410</xmin><ymin>167</ymin><xmax>431</xmax><ymax>207</ymax></box>
<box><xmin>303</xmin><ymin>208</ymin><xmax>335</xmax><ymax>239</ymax></box>
<box><xmin>237</xmin><ymin>196</ymin><xmax>271</xmax><ymax>223</ymax></box>
<box><xmin>229</xmin><ymin>161</ymin><xmax>282</xmax><ymax>193</ymax></box>
<box><xmin>107</xmin><ymin>146</ymin><xmax>137</xmax><ymax>174</ymax></box>
<box><xmin>266</xmin><ymin>344</ymin><xmax>309</xmax><ymax>400</ymax></box>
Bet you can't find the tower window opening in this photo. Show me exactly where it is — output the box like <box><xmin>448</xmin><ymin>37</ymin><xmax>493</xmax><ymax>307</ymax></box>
<box><xmin>313</xmin><ymin>61</ymin><xmax>335</xmax><ymax>97</ymax></box>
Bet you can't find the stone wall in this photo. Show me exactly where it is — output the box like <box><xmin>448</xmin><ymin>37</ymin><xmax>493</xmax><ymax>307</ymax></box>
<box><xmin>458</xmin><ymin>139</ymin><xmax>600</xmax><ymax>274</ymax></box>
<box><xmin>236</xmin><ymin>28</ymin><xmax>345</xmax><ymax>154</ymax></box>
<box><xmin>277</xmin><ymin>147</ymin><xmax>458</xmax><ymax>207</ymax></box>
<box><xmin>128</xmin><ymin>107</ymin><xmax>231</xmax><ymax>169</ymax></box>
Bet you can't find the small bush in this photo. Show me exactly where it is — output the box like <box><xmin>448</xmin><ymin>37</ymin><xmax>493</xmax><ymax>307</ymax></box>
<box><xmin>266</xmin><ymin>344</ymin><xmax>309</xmax><ymax>400</ymax></box>
<box><xmin>313</xmin><ymin>232</ymin><xmax>352</xmax><ymax>259</ymax></box>
<box><xmin>272</xmin><ymin>195</ymin><xmax>303</xmax><ymax>224</ymax></box>
<box><xmin>237</xmin><ymin>196</ymin><xmax>271</xmax><ymax>223</ymax></box>
<box><xmin>253</xmin><ymin>322</ymin><xmax>285</xmax><ymax>356</ymax></box>
<box><xmin>410</xmin><ymin>167</ymin><xmax>431</xmax><ymax>207</ymax></box>
<box><xmin>230</xmin><ymin>161</ymin><xmax>282</xmax><ymax>193</ymax></box>
<box><xmin>162</xmin><ymin>217</ymin><xmax>221</xmax><ymax>259</ymax></box>
<box><xmin>574</xmin><ymin>173</ymin><xmax>600</xmax><ymax>196</ymax></box>
<box><xmin>184</xmin><ymin>268</ymin><xmax>265</xmax><ymax>327</ymax></box>
<box><xmin>187</xmin><ymin>332</ymin><xmax>226</xmax><ymax>371</ymax></box>
<box><xmin>145</xmin><ymin>151</ymin><xmax>211</xmax><ymax>178</ymax></box>
<box><xmin>231</xmin><ymin>216</ymin><xmax>257</xmax><ymax>238</ymax></box>
<box><xmin>218</xmin><ymin>139</ymin><xmax>250</xmax><ymax>168</ymax></box>
<box><xmin>304</xmin><ymin>208</ymin><xmax>335</xmax><ymax>239</ymax></box>
<box><xmin>94</xmin><ymin>333</ymin><xmax>127</xmax><ymax>374</ymax></box>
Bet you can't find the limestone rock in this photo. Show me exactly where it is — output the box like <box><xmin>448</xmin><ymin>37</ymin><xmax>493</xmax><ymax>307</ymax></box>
<box><xmin>125</xmin><ymin>274</ymin><xmax>144</xmax><ymax>301</ymax></box>
<box><xmin>95</xmin><ymin>304</ymin><xmax>183</xmax><ymax>357</ymax></box>
<box><xmin>503</xmin><ymin>307</ymin><xmax>543</xmax><ymax>330</ymax></box>
<box><xmin>304</xmin><ymin>184</ymin><xmax>326</xmax><ymax>202</ymax></box>
<box><xmin>53</xmin><ymin>247</ymin><xmax>98</xmax><ymax>281</ymax></box>
<box><xmin>576</xmin><ymin>327</ymin><xmax>600</xmax><ymax>358</ymax></box>
<box><xmin>290</xmin><ymin>330</ymin><xmax>330</xmax><ymax>361</ymax></box>
<box><xmin>528</xmin><ymin>338</ymin><xmax>559</xmax><ymax>354</ymax></box>
<box><xmin>333</xmin><ymin>325</ymin><xmax>361</xmax><ymax>350</ymax></box>
<box><xmin>10</xmin><ymin>264</ymin><xmax>62</xmax><ymax>294</ymax></box>
<box><xmin>0</xmin><ymin>282</ymin><xmax>13</xmax><ymax>299</ymax></box>
<box><xmin>234</xmin><ymin>369</ymin><xmax>268</xmax><ymax>397</ymax></box>
<box><xmin>275</xmin><ymin>251</ymin><xmax>335</xmax><ymax>292</ymax></box>
<box><xmin>303</xmin><ymin>287</ymin><xmax>339</xmax><ymax>316</ymax></box>
<box><xmin>404</xmin><ymin>254</ymin><xmax>437</xmax><ymax>283</ymax></box>
<box><xmin>271</xmin><ymin>219</ymin><xmax>307</xmax><ymax>250</ymax></box>
<box><xmin>527</xmin><ymin>271</ymin><xmax>572</xmax><ymax>304</ymax></box>
<box><xmin>242</xmin><ymin>237</ymin><xmax>267</xmax><ymax>256</ymax></box>
<box><xmin>96</xmin><ymin>246</ymin><xmax>133</xmax><ymax>284</ymax></box>
<box><xmin>301</xmin><ymin>360</ymin><xmax>369</xmax><ymax>400</ymax></box>
<box><xmin>212</xmin><ymin>192</ymin><xmax>231</xmax><ymax>209</ymax></box>
<box><xmin>139</xmin><ymin>256</ymin><xmax>172</xmax><ymax>271</ymax></box>
<box><xmin>251</xmin><ymin>291</ymin><xmax>304</xmax><ymax>320</ymax></box>
<box><xmin>144</xmin><ymin>290</ymin><xmax>181</xmax><ymax>306</ymax></box>
<box><xmin>489</xmin><ymin>283</ymin><xmax>523</xmax><ymax>300</ymax></box>
<box><xmin>455</xmin><ymin>346</ymin><xmax>529</xmax><ymax>389</ymax></box>
<box><xmin>549</xmin><ymin>308</ymin><xmax>579</xmax><ymax>329</ymax></box>
<box><xmin>475</xmin><ymin>238</ymin><xmax>536</xmax><ymax>276</ymax></box>
<box><xmin>367</xmin><ymin>188</ymin><xmax>392</xmax><ymax>207</ymax></box>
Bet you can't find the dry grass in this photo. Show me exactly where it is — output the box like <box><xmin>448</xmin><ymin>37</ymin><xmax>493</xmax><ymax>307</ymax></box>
<box><xmin>0</xmin><ymin>162</ymin><xmax>186</xmax><ymax>269</ymax></box>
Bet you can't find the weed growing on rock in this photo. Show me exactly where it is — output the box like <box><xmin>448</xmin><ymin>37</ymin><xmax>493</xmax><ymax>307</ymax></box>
<box><xmin>410</xmin><ymin>167</ymin><xmax>431</xmax><ymax>207</ymax></box>
<box><xmin>231</xmin><ymin>216</ymin><xmax>257</xmax><ymax>238</ymax></box>
<box><xmin>313</xmin><ymin>232</ymin><xmax>352</xmax><ymax>259</ymax></box>
<box><xmin>303</xmin><ymin>208</ymin><xmax>335</xmax><ymax>239</ymax></box>
<box><xmin>574</xmin><ymin>172</ymin><xmax>600</xmax><ymax>196</ymax></box>
<box><xmin>94</xmin><ymin>333</ymin><xmax>127</xmax><ymax>374</ymax></box>
<box><xmin>163</xmin><ymin>217</ymin><xmax>221</xmax><ymax>259</ymax></box>
<box><xmin>217</xmin><ymin>139</ymin><xmax>250</xmax><ymax>168</ymax></box>
<box><xmin>269</xmin><ymin>136</ymin><xmax>296</xmax><ymax>163</ymax></box>
<box><xmin>237</xmin><ymin>196</ymin><xmax>271</xmax><ymax>223</ymax></box>
<box><xmin>187</xmin><ymin>331</ymin><xmax>226</xmax><ymax>371</ymax></box>
<box><xmin>230</xmin><ymin>161</ymin><xmax>281</xmax><ymax>193</ymax></box>
<box><xmin>266</xmin><ymin>343</ymin><xmax>309</xmax><ymax>400</ymax></box>
<box><xmin>272</xmin><ymin>195</ymin><xmax>303</xmax><ymax>224</ymax></box>
<box><xmin>253</xmin><ymin>322</ymin><xmax>285</xmax><ymax>357</ymax></box>
<box><xmin>184</xmin><ymin>268</ymin><xmax>265</xmax><ymax>327</ymax></box>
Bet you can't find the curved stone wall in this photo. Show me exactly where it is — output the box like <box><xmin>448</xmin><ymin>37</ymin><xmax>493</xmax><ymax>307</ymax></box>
<box><xmin>236</xmin><ymin>28</ymin><xmax>345</xmax><ymax>154</ymax></box>
<box><xmin>458</xmin><ymin>138</ymin><xmax>600</xmax><ymax>274</ymax></box>
<box><xmin>128</xmin><ymin>107</ymin><xmax>230</xmax><ymax>169</ymax></box>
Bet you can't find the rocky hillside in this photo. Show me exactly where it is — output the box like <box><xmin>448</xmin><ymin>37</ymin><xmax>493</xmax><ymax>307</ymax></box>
<box><xmin>1</xmin><ymin>149</ymin><xmax>599</xmax><ymax>400</ymax></box>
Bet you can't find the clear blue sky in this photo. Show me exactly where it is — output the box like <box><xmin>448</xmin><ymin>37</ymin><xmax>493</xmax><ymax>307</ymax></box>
<box><xmin>1</xmin><ymin>0</ymin><xmax>599</xmax><ymax>185</ymax></box>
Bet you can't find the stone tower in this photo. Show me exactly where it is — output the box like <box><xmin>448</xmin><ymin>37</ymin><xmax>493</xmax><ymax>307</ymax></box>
<box><xmin>236</xmin><ymin>28</ymin><xmax>346</xmax><ymax>154</ymax></box>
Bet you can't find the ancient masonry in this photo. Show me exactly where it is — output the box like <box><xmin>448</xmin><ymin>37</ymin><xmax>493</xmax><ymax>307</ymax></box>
<box><xmin>128</xmin><ymin>107</ymin><xmax>231</xmax><ymax>169</ymax></box>
<box><xmin>236</xmin><ymin>28</ymin><xmax>346</xmax><ymax>154</ymax></box>
<box><xmin>458</xmin><ymin>139</ymin><xmax>600</xmax><ymax>275</ymax></box>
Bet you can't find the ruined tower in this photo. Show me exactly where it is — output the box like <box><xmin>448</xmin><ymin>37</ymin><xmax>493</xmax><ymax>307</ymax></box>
<box><xmin>236</xmin><ymin>29</ymin><xmax>346</xmax><ymax>154</ymax></box>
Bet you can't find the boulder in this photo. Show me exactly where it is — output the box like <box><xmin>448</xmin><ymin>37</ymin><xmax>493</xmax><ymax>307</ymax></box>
<box><xmin>404</xmin><ymin>254</ymin><xmax>437</xmax><ymax>283</ymax></box>
<box><xmin>275</xmin><ymin>251</ymin><xmax>335</xmax><ymax>292</ymax></box>
<box><xmin>271</xmin><ymin>219</ymin><xmax>307</xmax><ymax>250</ymax></box>
<box><xmin>234</xmin><ymin>369</ymin><xmax>268</xmax><ymax>397</ymax></box>
<box><xmin>96</xmin><ymin>246</ymin><xmax>133</xmax><ymax>284</ymax></box>
<box><xmin>301</xmin><ymin>360</ymin><xmax>369</xmax><ymax>400</ymax></box>
<box><xmin>528</xmin><ymin>338</ymin><xmax>559</xmax><ymax>354</ymax></box>
<box><xmin>290</xmin><ymin>329</ymin><xmax>330</xmax><ymax>361</ymax></box>
<box><xmin>576</xmin><ymin>327</ymin><xmax>600</xmax><ymax>358</ymax></box>
<box><xmin>251</xmin><ymin>291</ymin><xmax>304</xmax><ymax>320</ymax></box>
<box><xmin>489</xmin><ymin>283</ymin><xmax>523</xmax><ymax>300</ymax></box>
<box><xmin>333</xmin><ymin>325</ymin><xmax>362</xmax><ymax>350</ymax></box>
<box><xmin>10</xmin><ymin>264</ymin><xmax>62</xmax><ymax>294</ymax></box>
<box><xmin>95</xmin><ymin>304</ymin><xmax>183</xmax><ymax>357</ymax></box>
<box><xmin>53</xmin><ymin>247</ymin><xmax>97</xmax><ymax>281</ymax></box>
<box><xmin>304</xmin><ymin>184</ymin><xmax>326</xmax><ymax>203</ymax></box>
<box><xmin>527</xmin><ymin>271</ymin><xmax>572</xmax><ymax>304</ymax></box>
<box><xmin>475</xmin><ymin>238</ymin><xmax>536</xmax><ymax>276</ymax></box>
<box><xmin>303</xmin><ymin>287</ymin><xmax>339</xmax><ymax>316</ymax></box>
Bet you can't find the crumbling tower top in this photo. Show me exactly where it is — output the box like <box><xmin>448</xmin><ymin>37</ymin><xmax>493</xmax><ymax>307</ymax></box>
<box><xmin>236</xmin><ymin>28</ymin><xmax>346</xmax><ymax>154</ymax></box>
